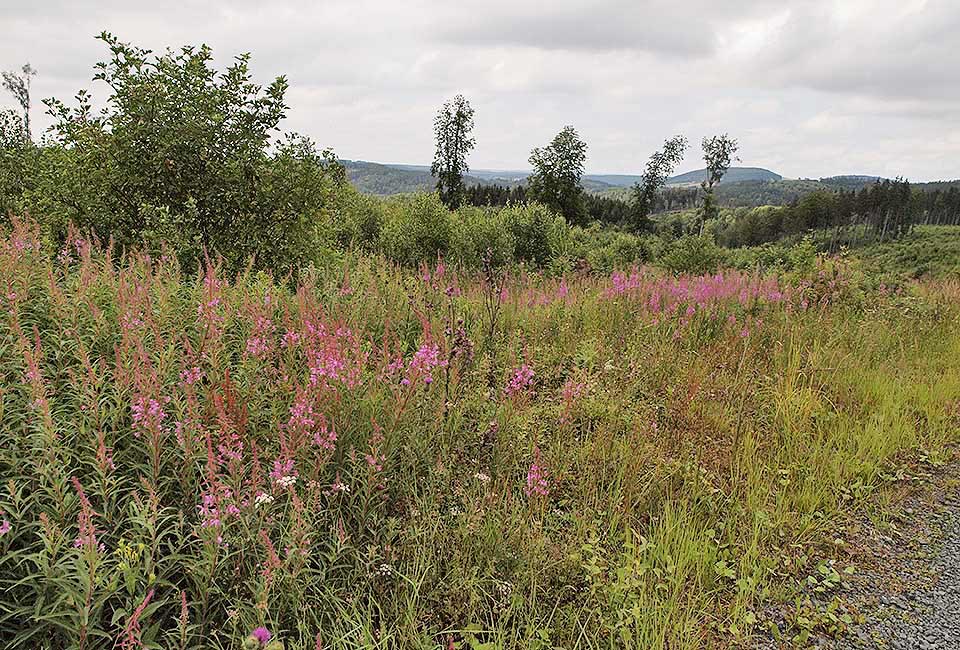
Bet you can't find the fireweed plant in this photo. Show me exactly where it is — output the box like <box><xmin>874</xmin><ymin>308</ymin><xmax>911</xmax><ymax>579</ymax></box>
<box><xmin>0</xmin><ymin>215</ymin><xmax>959</xmax><ymax>649</ymax></box>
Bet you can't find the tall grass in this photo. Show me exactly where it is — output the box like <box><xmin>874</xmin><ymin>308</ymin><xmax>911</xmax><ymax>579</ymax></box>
<box><xmin>0</xmin><ymin>216</ymin><xmax>957</xmax><ymax>649</ymax></box>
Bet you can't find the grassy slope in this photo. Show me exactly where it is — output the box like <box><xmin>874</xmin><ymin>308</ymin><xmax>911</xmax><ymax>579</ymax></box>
<box><xmin>854</xmin><ymin>225</ymin><xmax>960</xmax><ymax>279</ymax></box>
<box><xmin>0</xmin><ymin>219</ymin><xmax>959</xmax><ymax>649</ymax></box>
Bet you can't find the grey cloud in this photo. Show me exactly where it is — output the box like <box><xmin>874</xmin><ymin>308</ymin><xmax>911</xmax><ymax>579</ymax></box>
<box><xmin>434</xmin><ymin>0</ymin><xmax>778</xmax><ymax>56</ymax></box>
<box><xmin>746</xmin><ymin>0</ymin><xmax>960</xmax><ymax>102</ymax></box>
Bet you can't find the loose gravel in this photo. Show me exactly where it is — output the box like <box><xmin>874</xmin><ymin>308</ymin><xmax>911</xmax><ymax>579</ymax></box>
<box><xmin>757</xmin><ymin>460</ymin><xmax>960</xmax><ymax>649</ymax></box>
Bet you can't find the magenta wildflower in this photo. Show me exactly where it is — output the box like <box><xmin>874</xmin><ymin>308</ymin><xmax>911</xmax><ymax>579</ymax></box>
<box><xmin>197</xmin><ymin>268</ymin><xmax>226</xmax><ymax>331</ymax></box>
<box><xmin>524</xmin><ymin>447</ymin><xmax>549</xmax><ymax>497</ymax></box>
<box><xmin>130</xmin><ymin>394</ymin><xmax>169</xmax><ymax>438</ymax></box>
<box><xmin>71</xmin><ymin>476</ymin><xmax>103</xmax><ymax>553</ymax></box>
<box><xmin>179</xmin><ymin>366</ymin><xmax>203</xmax><ymax>386</ymax></box>
<box><xmin>251</xmin><ymin>627</ymin><xmax>272</xmax><ymax>645</ymax></box>
<box><xmin>0</xmin><ymin>512</ymin><xmax>10</xmax><ymax>536</ymax></box>
<box><xmin>505</xmin><ymin>364</ymin><xmax>535</xmax><ymax>397</ymax></box>
<box><xmin>304</xmin><ymin>321</ymin><xmax>365</xmax><ymax>389</ymax></box>
<box><xmin>282</xmin><ymin>328</ymin><xmax>302</xmax><ymax>348</ymax></box>
<box><xmin>406</xmin><ymin>342</ymin><xmax>447</xmax><ymax>385</ymax></box>
<box><xmin>244</xmin><ymin>315</ymin><xmax>275</xmax><ymax>360</ymax></box>
<box><xmin>270</xmin><ymin>458</ymin><xmax>298</xmax><ymax>489</ymax></box>
<box><xmin>561</xmin><ymin>378</ymin><xmax>586</xmax><ymax>403</ymax></box>
<box><xmin>312</xmin><ymin>416</ymin><xmax>338</xmax><ymax>451</ymax></box>
<box><xmin>198</xmin><ymin>492</ymin><xmax>221</xmax><ymax>529</ymax></box>
<box><xmin>365</xmin><ymin>425</ymin><xmax>386</xmax><ymax>474</ymax></box>
<box><xmin>287</xmin><ymin>390</ymin><xmax>317</xmax><ymax>432</ymax></box>
<box><xmin>118</xmin><ymin>589</ymin><xmax>154</xmax><ymax>650</ymax></box>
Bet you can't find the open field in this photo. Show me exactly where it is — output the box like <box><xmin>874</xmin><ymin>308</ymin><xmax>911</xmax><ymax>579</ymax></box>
<box><xmin>1</xmin><ymin>217</ymin><xmax>959</xmax><ymax>648</ymax></box>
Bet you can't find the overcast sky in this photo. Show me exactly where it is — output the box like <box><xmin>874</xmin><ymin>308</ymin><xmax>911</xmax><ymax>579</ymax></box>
<box><xmin>3</xmin><ymin>0</ymin><xmax>958</xmax><ymax>180</ymax></box>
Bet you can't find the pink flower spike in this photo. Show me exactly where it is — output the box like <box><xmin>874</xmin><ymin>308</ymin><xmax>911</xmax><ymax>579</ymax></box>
<box><xmin>505</xmin><ymin>364</ymin><xmax>535</xmax><ymax>397</ymax></box>
<box><xmin>524</xmin><ymin>447</ymin><xmax>549</xmax><ymax>497</ymax></box>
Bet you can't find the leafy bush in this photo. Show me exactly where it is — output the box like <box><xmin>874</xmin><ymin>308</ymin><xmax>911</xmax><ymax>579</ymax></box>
<box><xmin>501</xmin><ymin>202</ymin><xmax>565</xmax><ymax>266</ymax></box>
<box><xmin>659</xmin><ymin>235</ymin><xmax>726</xmax><ymax>275</ymax></box>
<box><xmin>449</xmin><ymin>205</ymin><xmax>514</xmax><ymax>268</ymax></box>
<box><xmin>331</xmin><ymin>189</ymin><xmax>385</xmax><ymax>252</ymax></box>
<box><xmin>378</xmin><ymin>192</ymin><xmax>453</xmax><ymax>265</ymax></box>
<box><xmin>0</xmin><ymin>109</ymin><xmax>34</xmax><ymax>217</ymax></box>
<box><xmin>13</xmin><ymin>33</ymin><xmax>343</xmax><ymax>275</ymax></box>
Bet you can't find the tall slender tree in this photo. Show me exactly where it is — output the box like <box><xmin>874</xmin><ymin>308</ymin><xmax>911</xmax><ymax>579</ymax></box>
<box><xmin>2</xmin><ymin>63</ymin><xmax>36</xmax><ymax>141</ymax></box>
<box><xmin>527</xmin><ymin>125</ymin><xmax>588</xmax><ymax>226</ymax></box>
<box><xmin>698</xmin><ymin>134</ymin><xmax>739</xmax><ymax>233</ymax></box>
<box><xmin>630</xmin><ymin>135</ymin><xmax>688</xmax><ymax>232</ymax></box>
<box><xmin>431</xmin><ymin>95</ymin><xmax>475</xmax><ymax>209</ymax></box>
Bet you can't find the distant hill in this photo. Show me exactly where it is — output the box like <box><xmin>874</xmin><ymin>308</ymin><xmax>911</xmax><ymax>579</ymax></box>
<box><xmin>342</xmin><ymin>160</ymin><xmax>496</xmax><ymax>195</ymax></box>
<box><xmin>343</xmin><ymin>160</ymin><xmax>940</xmax><ymax>200</ymax></box>
<box><xmin>666</xmin><ymin>167</ymin><xmax>782</xmax><ymax>186</ymax></box>
<box><xmin>341</xmin><ymin>159</ymin><xmax>613</xmax><ymax>194</ymax></box>
<box><xmin>821</xmin><ymin>175</ymin><xmax>882</xmax><ymax>183</ymax></box>
<box><xmin>583</xmin><ymin>173</ymin><xmax>642</xmax><ymax>187</ymax></box>
<box><xmin>598</xmin><ymin>176</ymin><xmax>896</xmax><ymax>209</ymax></box>
<box><xmin>580</xmin><ymin>167</ymin><xmax>784</xmax><ymax>188</ymax></box>
<box><xmin>391</xmin><ymin>164</ymin><xmax>531</xmax><ymax>185</ymax></box>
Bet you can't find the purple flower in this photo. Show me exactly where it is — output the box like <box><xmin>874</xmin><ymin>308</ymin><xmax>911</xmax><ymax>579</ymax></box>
<box><xmin>251</xmin><ymin>627</ymin><xmax>272</xmax><ymax>644</ymax></box>
<box><xmin>505</xmin><ymin>364</ymin><xmax>535</xmax><ymax>397</ymax></box>
<box><xmin>524</xmin><ymin>447</ymin><xmax>549</xmax><ymax>497</ymax></box>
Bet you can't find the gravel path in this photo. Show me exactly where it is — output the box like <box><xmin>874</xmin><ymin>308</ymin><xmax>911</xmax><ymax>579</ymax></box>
<box><xmin>757</xmin><ymin>460</ymin><xmax>960</xmax><ymax>649</ymax></box>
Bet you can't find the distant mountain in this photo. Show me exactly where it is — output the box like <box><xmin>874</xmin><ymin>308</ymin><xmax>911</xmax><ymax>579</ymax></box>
<box><xmin>341</xmin><ymin>160</ymin><xmax>494</xmax><ymax>195</ymax></box>
<box><xmin>584</xmin><ymin>167</ymin><xmax>783</xmax><ymax>188</ymax></box>
<box><xmin>388</xmin><ymin>164</ymin><xmax>614</xmax><ymax>190</ymax></box>
<box><xmin>390</xmin><ymin>164</ymin><xmax>531</xmax><ymax>184</ymax></box>
<box><xmin>666</xmin><ymin>167</ymin><xmax>782</xmax><ymax>186</ymax></box>
<box><xmin>820</xmin><ymin>175</ymin><xmax>882</xmax><ymax>183</ymax></box>
<box><xmin>341</xmin><ymin>160</ymin><xmax>786</xmax><ymax>196</ymax></box>
<box><xmin>582</xmin><ymin>173</ymin><xmax>641</xmax><ymax>187</ymax></box>
<box><xmin>341</xmin><ymin>159</ymin><xmax>612</xmax><ymax>194</ymax></box>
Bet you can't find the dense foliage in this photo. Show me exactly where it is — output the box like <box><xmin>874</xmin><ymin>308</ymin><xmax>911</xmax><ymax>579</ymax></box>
<box><xmin>1</xmin><ymin>217</ymin><xmax>959</xmax><ymax>649</ymax></box>
<box><xmin>714</xmin><ymin>178</ymin><xmax>922</xmax><ymax>249</ymax></box>
<box><xmin>2</xmin><ymin>35</ymin><xmax>345</xmax><ymax>276</ymax></box>
<box><xmin>629</xmin><ymin>135</ymin><xmax>688</xmax><ymax>233</ymax></box>
<box><xmin>527</xmin><ymin>126</ymin><xmax>589</xmax><ymax>227</ymax></box>
<box><xmin>431</xmin><ymin>95</ymin><xmax>476</xmax><ymax>210</ymax></box>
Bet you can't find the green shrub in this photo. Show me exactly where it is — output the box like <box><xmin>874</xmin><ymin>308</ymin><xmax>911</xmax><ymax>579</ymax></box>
<box><xmin>451</xmin><ymin>205</ymin><xmax>515</xmax><ymax>268</ymax></box>
<box><xmin>331</xmin><ymin>187</ymin><xmax>385</xmax><ymax>251</ymax></box>
<box><xmin>659</xmin><ymin>235</ymin><xmax>726</xmax><ymax>275</ymax></box>
<box><xmin>18</xmin><ymin>33</ymin><xmax>343</xmax><ymax>276</ymax></box>
<box><xmin>378</xmin><ymin>192</ymin><xmax>453</xmax><ymax>265</ymax></box>
<box><xmin>501</xmin><ymin>202</ymin><xmax>563</xmax><ymax>266</ymax></box>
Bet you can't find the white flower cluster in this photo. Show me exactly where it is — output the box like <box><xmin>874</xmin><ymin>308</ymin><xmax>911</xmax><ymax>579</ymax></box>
<box><xmin>475</xmin><ymin>472</ymin><xmax>490</xmax><ymax>483</ymax></box>
<box><xmin>276</xmin><ymin>475</ymin><xmax>297</xmax><ymax>489</ymax></box>
<box><xmin>254</xmin><ymin>492</ymin><xmax>274</xmax><ymax>507</ymax></box>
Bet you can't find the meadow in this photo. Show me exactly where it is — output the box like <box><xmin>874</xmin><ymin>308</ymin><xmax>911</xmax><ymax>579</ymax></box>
<box><xmin>1</xmin><ymin>215</ymin><xmax>959</xmax><ymax>649</ymax></box>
